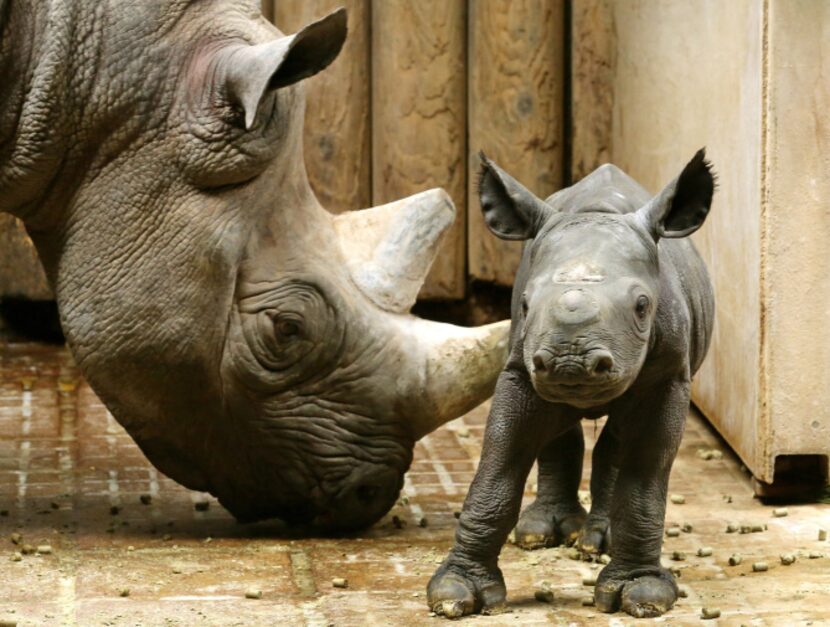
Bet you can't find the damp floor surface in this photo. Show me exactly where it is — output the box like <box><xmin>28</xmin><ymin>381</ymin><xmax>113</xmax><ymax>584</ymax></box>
<box><xmin>1</xmin><ymin>341</ymin><xmax>829</xmax><ymax>626</ymax></box>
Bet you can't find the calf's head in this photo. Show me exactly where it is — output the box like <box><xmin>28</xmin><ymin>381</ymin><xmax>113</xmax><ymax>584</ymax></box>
<box><xmin>479</xmin><ymin>151</ymin><xmax>714</xmax><ymax>408</ymax></box>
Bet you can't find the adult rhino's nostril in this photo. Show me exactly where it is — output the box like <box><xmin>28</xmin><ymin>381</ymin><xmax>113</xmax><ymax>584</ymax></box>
<box><xmin>533</xmin><ymin>352</ymin><xmax>548</xmax><ymax>372</ymax></box>
<box><xmin>318</xmin><ymin>467</ymin><xmax>404</xmax><ymax>532</ymax></box>
<box><xmin>589</xmin><ymin>351</ymin><xmax>614</xmax><ymax>375</ymax></box>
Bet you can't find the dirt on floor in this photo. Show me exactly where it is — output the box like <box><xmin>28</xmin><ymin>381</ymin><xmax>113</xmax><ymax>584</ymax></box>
<box><xmin>0</xmin><ymin>342</ymin><xmax>829</xmax><ymax>626</ymax></box>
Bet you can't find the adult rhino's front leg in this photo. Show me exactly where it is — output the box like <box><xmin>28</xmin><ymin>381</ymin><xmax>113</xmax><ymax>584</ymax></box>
<box><xmin>513</xmin><ymin>423</ymin><xmax>586</xmax><ymax>550</ymax></box>
<box><xmin>594</xmin><ymin>379</ymin><xmax>689</xmax><ymax>619</ymax></box>
<box><xmin>427</xmin><ymin>370</ymin><xmax>564</xmax><ymax>618</ymax></box>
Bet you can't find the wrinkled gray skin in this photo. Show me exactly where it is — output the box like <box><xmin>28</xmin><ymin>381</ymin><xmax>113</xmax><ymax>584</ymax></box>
<box><xmin>0</xmin><ymin>1</ymin><xmax>508</xmax><ymax>531</ymax></box>
<box><xmin>428</xmin><ymin>150</ymin><xmax>715</xmax><ymax>619</ymax></box>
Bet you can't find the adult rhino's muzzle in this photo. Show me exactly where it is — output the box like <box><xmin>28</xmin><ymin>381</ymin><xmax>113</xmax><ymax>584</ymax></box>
<box><xmin>313</xmin><ymin>464</ymin><xmax>404</xmax><ymax>532</ymax></box>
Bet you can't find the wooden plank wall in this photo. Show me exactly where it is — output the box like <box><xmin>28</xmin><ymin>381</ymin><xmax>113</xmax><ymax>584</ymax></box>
<box><xmin>0</xmin><ymin>3</ymin><xmax>566</xmax><ymax>303</ymax></box>
<box><xmin>371</xmin><ymin>1</ymin><xmax>467</xmax><ymax>299</ymax></box>
<box><xmin>266</xmin><ymin>0</ymin><xmax>566</xmax><ymax>299</ymax></box>
<box><xmin>273</xmin><ymin>0</ymin><xmax>372</xmax><ymax>215</ymax></box>
<box><xmin>570</xmin><ymin>0</ymin><xmax>614</xmax><ymax>181</ymax></box>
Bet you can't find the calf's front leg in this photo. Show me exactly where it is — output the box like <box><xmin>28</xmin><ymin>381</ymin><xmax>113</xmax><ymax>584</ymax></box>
<box><xmin>594</xmin><ymin>378</ymin><xmax>689</xmax><ymax>618</ymax></box>
<box><xmin>426</xmin><ymin>369</ymin><xmax>569</xmax><ymax>618</ymax></box>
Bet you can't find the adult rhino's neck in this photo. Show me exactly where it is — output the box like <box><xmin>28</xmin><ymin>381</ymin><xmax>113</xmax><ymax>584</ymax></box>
<box><xmin>55</xmin><ymin>177</ymin><xmax>329</xmax><ymax>497</ymax></box>
<box><xmin>0</xmin><ymin>1</ymin><xmax>99</xmax><ymax>225</ymax></box>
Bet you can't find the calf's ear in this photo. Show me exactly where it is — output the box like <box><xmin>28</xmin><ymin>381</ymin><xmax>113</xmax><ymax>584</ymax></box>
<box><xmin>478</xmin><ymin>153</ymin><xmax>552</xmax><ymax>241</ymax></box>
<box><xmin>224</xmin><ymin>8</ymin><xmax>347</xmax><ymax>128</ymax></box>
<box><xmin>637</xmin><ymin>148</ymin><xmax>716</xmax><ymax>240</ymax></box>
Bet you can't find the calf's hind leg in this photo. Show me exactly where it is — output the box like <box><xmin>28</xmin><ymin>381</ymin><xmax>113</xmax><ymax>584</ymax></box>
<box><xmin>577</xmin><ymin>422</ymin><xmax>619</xmax><ymax>557</ymax></box>
<box><xmin>513</xmin><ymin>423</ymin><xmax>587</xmax><ymax>550</ymax></box>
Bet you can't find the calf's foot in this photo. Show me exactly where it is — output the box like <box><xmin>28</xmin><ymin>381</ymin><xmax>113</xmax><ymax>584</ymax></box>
<box><xmin>576</xmin><ymin>515</ymin><xmax>611</xmax><ymax>557</ymax></box>
<box><xmin>513</xmin><ymin>500</ymin><xmax>587</xmax><ymax>550</ymax></box>
<box><xmin>427</xmin><ymin>559</ymin><xmax>506</xmax><ymax>618</ymax></box>
<box><xmin>595</xmin><ymin>564</ymin><xmax>677</xmax><ymax>618</ymax></box>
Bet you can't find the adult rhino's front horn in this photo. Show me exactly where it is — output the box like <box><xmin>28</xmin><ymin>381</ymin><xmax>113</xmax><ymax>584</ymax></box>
<box><xmin>334</xmin><ymin>189</ymin><xmax>511</xmax><ymax>440</ymax></box>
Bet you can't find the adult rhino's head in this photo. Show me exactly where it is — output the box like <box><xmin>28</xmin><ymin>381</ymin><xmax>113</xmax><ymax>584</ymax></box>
<box><xmin>215</xmin><ymin>187</ymin><xmax>508</xmax><ymax>529</ymax></box>
<box><xmin>0</xmin><ymin>1</ymin><xmax>508</xmax><ymax>530</ymax></box>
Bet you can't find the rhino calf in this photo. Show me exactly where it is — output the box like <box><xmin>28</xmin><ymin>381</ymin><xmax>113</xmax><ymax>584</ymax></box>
<box><xmin>427</xmin><ymin>151</ymin><xmax>715</xmax><ymax>619</ymax></box>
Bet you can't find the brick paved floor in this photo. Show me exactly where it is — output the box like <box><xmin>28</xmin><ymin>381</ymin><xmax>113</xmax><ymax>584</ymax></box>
<box><xmin>0</xmin><ymin>342</ymin><xmax>829</xmax><ymax>626</ymax></box>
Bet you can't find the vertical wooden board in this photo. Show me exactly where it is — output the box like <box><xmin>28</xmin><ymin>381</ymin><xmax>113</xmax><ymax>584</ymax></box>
<box><xmin>274</xmin><ymin>0</ymin><xmax>371</xmax><ymax>213</ymax></box>
<box><xmin>571</xmin><ymin>0</ymin><xmax>615</xmax><ymax>181</ymax></box>
<box><xmin>260</xmin><ymin>0</ymin><xmax>274</xmax><ymax>24</ymax></box>
<box><xmin>371</xmin><ymin>0</ymin><xmax>466</xmax><ymax>300</ymax></box>
<box><xmin>0</xmin><ymin>214</ymin><xmax>51</xmax><ymax>299</ymax></box>
<box><xmin>467</xmin><ymin>0</ymin><xmax>565</xmax><ymax>286</ymax></box>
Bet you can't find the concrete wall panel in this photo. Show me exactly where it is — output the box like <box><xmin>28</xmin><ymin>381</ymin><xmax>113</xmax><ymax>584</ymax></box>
<box><xmin>764</xmin><ymin>0</ymin><xmax>830</xmax><ymax>471</ymax></box>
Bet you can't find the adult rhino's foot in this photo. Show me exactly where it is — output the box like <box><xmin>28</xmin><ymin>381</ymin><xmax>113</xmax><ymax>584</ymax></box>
<box><xmin>513</xmin><ymin>500</ymin><xmax>587</xmax><ymax>550</ymax></box>
<box><xmin>595</xmin><ymin>564</ymin><xmax>678</xmax><ymax>618</ymax></box>
<box><xmin>576</xmin><ymin>515</ymin><xmax>611</xmax><ymax>558</ymax></box>
<box><xmin>427</xmin><ymin>559</ymin><xmax>506</xmax><ymax>618</ymax></box>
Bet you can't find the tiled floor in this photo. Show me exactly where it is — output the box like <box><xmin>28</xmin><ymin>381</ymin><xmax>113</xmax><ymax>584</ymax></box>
<box><xmin>0</xmin><ymin>342</ymin><xmax>829</xmax><ymax>626</ymax></box>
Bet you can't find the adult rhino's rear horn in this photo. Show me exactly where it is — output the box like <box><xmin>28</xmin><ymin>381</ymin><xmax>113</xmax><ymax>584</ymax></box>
<box><xmin>333</xmin><ymin>188</ymin><xmax>455</xmax><ymax>313</ymax></box>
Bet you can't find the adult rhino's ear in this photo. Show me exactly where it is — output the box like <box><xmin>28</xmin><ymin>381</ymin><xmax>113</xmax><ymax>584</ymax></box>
<box><xmin>637</xmin><ymin>148</ymin><xmax>716</xmax><ymax>240</ymax></box>
<box><xmin>224</xmin><ymin>8</ymin><xmax>347</xmax><ymax>129</ymax></box>
<box><xmin>478</xmin><ymin>152</ymin><xmax>552</xmax><ymax>240</ymax></box>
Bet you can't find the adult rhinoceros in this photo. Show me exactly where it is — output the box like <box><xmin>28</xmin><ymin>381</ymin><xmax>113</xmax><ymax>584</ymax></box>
<box><xmin>0</xmin><ymin>1</ymin><xmax>508</xmax><ymax>530</ymax></box>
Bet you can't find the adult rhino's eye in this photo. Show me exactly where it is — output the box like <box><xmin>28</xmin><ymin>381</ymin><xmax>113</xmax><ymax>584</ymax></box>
<box><xmin>635</xmin><ymin>295</ymin><xmax>650</xmax><ymax>319</ymax></box>
<box><xmin>235</xmin><ymin>280</ymin><xmax>342</xmax><ymax>377</ymax></box>
<box><xmin>521</xmin><ymin>295</ymin><xmax>529</xmax><ymax>317</ymax></box>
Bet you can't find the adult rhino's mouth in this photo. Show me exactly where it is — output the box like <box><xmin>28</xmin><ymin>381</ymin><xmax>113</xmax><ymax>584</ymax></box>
<box><xmin>216</xmin><ymin>465</ymin><xmax>406</xmax><ymax>532</ymax></box>
<box><xmin>311</xmin><ymin>464</ymin><xmax>405</xmax><ymax>532</ymax></box>
<box><xmin>210</xmin><ymin>379</ymin><xmax>417</xmax><ymax>530</ymax></box>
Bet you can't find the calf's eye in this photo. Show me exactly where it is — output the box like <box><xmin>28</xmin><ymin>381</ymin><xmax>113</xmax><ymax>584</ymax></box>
<box><xmin>635</xmin><ymin>295</ymin><xmax>650</xmax><ymax>319</ymax></box>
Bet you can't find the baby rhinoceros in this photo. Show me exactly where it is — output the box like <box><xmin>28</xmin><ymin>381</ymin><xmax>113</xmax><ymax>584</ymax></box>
<box><xmin>428</xmin><ymin>150</ymin><xmax>715</xmax><ymax>619</ymax></box>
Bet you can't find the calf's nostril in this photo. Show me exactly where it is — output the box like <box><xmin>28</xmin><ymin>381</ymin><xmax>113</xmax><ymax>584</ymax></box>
<box><xmin>590</xmin><ymin>352</ymin><xmax>614</xmax><ymax>375</ymax></box>
<box><xmin>532</xmin><ymin>353</ymin><xmax>547</xmax><ymax>372</ymax></box>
